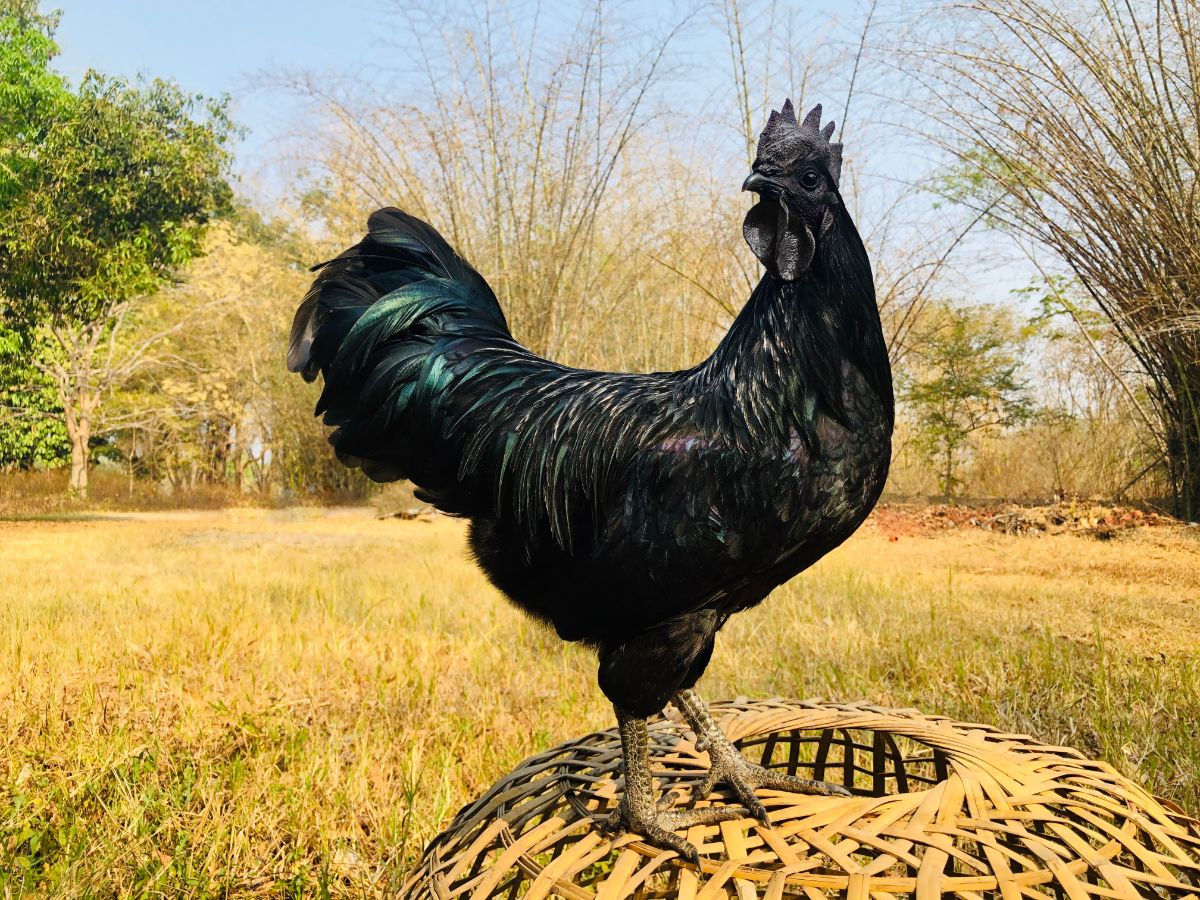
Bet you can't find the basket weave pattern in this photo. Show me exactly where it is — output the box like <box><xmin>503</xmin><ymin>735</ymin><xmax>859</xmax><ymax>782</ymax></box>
<box><xmin>403</xmin><ymin>699</ymin><xmax>1200</xmax><ymax>898</ymax></box>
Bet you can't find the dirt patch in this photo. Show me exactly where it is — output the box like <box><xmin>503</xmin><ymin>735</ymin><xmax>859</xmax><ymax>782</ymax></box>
<box><xmin>869</xmin><ymin>501</ymin><xmax>1186</xmax><ymax>541</ymax></box>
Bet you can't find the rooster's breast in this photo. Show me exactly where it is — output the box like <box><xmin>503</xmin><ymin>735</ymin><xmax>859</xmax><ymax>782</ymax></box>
<box><xmin>467</xmin><ymin>396</ymin><xmax>890</xmax><ymax>645</ymax></box>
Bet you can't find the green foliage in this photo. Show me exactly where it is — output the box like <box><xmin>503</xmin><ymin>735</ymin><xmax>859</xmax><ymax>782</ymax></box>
<box><xmin>114</xmin><ymin>221</ymin><xmax>371</xmax><ymax>500</ymax></box>
<box><xmin>0</xmin><ymin>0</ymin><xmax>60</xmax><ymax>31</ymax></box>
<box><xmin>932</xmin><ymin>146</ymin><xmax>1045</xmax><ymax>223</ymax></box>
<box><xmin>0</xmin><ymin>9</ymin><xmax>68</xmax><ymax>208</ymax></box>
<box><xmin>1015</xmin><ymin>274</ymin><xmax>1110</xmax><ymax>341</ymax></box>
<box><xmin>0</xmin><ymin>68</ymin><xmax>236</xmax><ymax>328</ymax></box>
<box><xmin>0</xmin><ymin>324</ymin><xmax>67</xmax><ymax>468</ymax></box>
<box><xmin>0</xmin><ymin>6</ymin><xmax>236</xmax><ymax>495</ymax></box>
<box><xmin>902</xmin><ymin>303</ymin><xmax>1034</xmax><ymax>501</ymax></box>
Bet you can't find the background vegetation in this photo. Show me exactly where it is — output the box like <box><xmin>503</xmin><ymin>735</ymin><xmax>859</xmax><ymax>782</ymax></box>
<box><xmin>2</xmin><ymin>3</ymin><xmax>1199</xmax><ymax>896</ymax></box>
<box><xmin>1</xmin><ymin>0</ymin><xmax>1194</xmax><ymax>515</ymax></box>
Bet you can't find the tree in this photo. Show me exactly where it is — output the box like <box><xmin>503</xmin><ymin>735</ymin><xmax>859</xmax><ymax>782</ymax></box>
<box><xmin>0</xmin><ymin>324</ymin><xmax>68</xmax><ymax>469</ymax></box>
<box><xmin>0</xmin><ymin>8</ymin><xmax>69</xmax><ymax>471</ymax></box>
<box><xmin>910</xmin><ymin>0</ymin><xmax>1200</xmax><ymax>519</ymax></box>
<box><xmin>902</xmin><ymin>303</ymin><xmax>1033</xmax><ymax>502</ymax></box>
<box><xmin>0</xmin><ymin>9</ymin><xmax>235</xmax><ymax>496</ymax></box>
<box><xmin>0</xmin><ymin>4</ymin><xmax>66</xmax><ymax>191</ymax></box>
<box><xmin>0</xmin><ymin>0</ymin><xmax>58</xmax><ymax>31</ymax></box>
<box><xmin>112</xmin><ymin>216</ymin><xmax>359</xmax><ymax>498</ymax></box>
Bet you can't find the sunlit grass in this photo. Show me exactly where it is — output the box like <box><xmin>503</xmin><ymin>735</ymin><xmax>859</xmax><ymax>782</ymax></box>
<box><xmin>1</xmin><ymin>508</ymin><xmax>1198</xmax><ymax>896</ymax></box>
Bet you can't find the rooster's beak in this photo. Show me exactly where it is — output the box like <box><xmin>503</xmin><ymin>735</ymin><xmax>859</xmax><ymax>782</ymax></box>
<box><xmin>742</xmin><ymin>172</ymin><xmax>770</xmax><ymax>193</ymax></box>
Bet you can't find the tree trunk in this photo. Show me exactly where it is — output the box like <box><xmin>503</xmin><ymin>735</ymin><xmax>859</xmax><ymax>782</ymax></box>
<box><xmin>66</xmin><ymin>413</ymin><xmax>90</xmax><ymax>498</ymax></box>
<box><xmin>942</xmin><ymin>445</ymin><xmax>954</xmax><ymax>505</ymax></box>
<box><xmin>45</xmin><ymin>321</ymin><xmax>104</xmax><ymax>500</ymax></box>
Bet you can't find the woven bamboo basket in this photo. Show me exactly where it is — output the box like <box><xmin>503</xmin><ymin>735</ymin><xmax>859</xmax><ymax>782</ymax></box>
<box><xmin>402</xmin><ymin>699</ymin><xmax>1200</xmax><ymax>898</ymax></box>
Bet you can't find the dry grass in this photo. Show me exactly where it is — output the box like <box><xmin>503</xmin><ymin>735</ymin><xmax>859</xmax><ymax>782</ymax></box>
<box><xmin>0</xmin><ymin>469</ymin><xmax>261</xmax><ymax>518</ymax></box>
<box><xmin>1</xmin><ymin>508</ymin><xmax>1198</xmax><ymax>897</ymax></box>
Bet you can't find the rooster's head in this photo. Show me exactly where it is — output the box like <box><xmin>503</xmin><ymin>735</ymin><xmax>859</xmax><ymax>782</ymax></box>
<box><xmin>742</xmin><ymin>100</ymin><xmax>843</xmax><ymax>281</ymax></box>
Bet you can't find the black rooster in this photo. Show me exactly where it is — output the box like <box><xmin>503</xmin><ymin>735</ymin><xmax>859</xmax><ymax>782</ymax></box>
<box><xmin>288</xmin><ymin>101</ymin><xmax>893</xmax><ymax>861</ymax></box>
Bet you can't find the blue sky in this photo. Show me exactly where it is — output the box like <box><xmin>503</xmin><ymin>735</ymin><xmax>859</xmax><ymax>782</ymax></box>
<box><xmin>53</xmin><ymin>1</ymin><xmax>384</xmax><ymax>177</ymax></box>
<box><xmin>49</xmin><ymin>2</ymin><xmax>831</xmax><ymax>180</ymax></box>
<box><xmin>47</xmin><ymin>1</ymin><xmax>1028</xmax><ymax>303</ymax></box>
<box><xmin>49</xmin><ymin>2</ymin><xmax>916</xmax><ymax>184</ymax></box>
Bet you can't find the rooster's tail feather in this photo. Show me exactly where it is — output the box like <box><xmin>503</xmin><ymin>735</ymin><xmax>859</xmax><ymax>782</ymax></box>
<box><xmin>287</xmin><ymin>207</ymin><xmax>505</xmax><ymax>380</ymax></box>
<box><xmin>287</xmin><ymin>207</ymin><xmax>511</xmax><ymax>486</ymax></box>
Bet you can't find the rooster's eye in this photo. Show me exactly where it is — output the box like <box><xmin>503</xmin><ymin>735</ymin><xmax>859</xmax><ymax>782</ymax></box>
<box><xmin>800</xmin><ymin>170</ymin><xmax>821</xmax><ymax>190</ymax></box>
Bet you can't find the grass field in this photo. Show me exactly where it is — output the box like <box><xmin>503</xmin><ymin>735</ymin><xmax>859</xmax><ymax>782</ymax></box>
<box><xmin>2</xmin><ymin>508</ymin><xmax>1199</xmax><ymax>897</ymax></box>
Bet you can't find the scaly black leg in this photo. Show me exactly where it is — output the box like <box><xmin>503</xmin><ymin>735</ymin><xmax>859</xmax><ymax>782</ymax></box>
<box><xmin>672</xmin><ymin>688</ymin><xmax>850</xmax><ymax>826</ymax></box>
<box><xmin>602</xmin><ymin>705</ymin><xmax>746</xmax><ymax>863</ymax></box>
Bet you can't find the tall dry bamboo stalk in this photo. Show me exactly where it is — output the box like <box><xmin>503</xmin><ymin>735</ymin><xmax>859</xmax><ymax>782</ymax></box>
<box><xmin>906</xmin><ymin>0</ymin><xmax>1200</xmax><ymax>517</ymax></box>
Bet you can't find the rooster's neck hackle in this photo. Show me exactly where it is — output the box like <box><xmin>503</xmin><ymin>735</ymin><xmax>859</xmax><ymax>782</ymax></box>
<box><xmin>702</xmin><ymin>203</ymin><xmax>894</xmax><ymax>446</ymax></box>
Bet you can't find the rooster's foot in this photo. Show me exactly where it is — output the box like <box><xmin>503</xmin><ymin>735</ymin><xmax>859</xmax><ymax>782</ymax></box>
<box><xmin>605</xmin><ymin>706</ymin><xmax>745</xmax><ymax>864</ymax></box>
<box><xmin>692</xmin><ymin>740</ymin><xmax>849</xmax><ymax>825</ymax></box>
<box><xmin>601</xmin><ymin>797</ymin><xmax>745</xmax><ymax>864</ymax></box>
<box><xmin>673</xmin><ymin>688</ymin><xmax>850</xmax><ymax>827</ymax></box>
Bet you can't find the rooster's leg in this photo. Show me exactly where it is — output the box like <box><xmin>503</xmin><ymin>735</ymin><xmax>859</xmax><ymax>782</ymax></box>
<box><xmin>602</xmin><ymin>706</ymin><xmax>745</xmax><ymax>864</ymax></box>
<box><xmin>672</xmin><ymin>688</ymin><xmax>850</xmax><ymax>825</ymax></box>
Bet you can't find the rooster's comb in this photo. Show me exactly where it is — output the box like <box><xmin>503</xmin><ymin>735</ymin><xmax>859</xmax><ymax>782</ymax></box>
<box><xmin>756</xmin><ymin>99</ymin><xmax>843</xmax><ymax>187</ymax></box>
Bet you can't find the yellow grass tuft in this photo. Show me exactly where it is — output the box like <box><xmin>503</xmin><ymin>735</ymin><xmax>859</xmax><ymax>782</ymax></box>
<box><xmin>1</xmin><ymin>509</ymin><xmax>1198</xmax><ymax>896</ymax></box>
